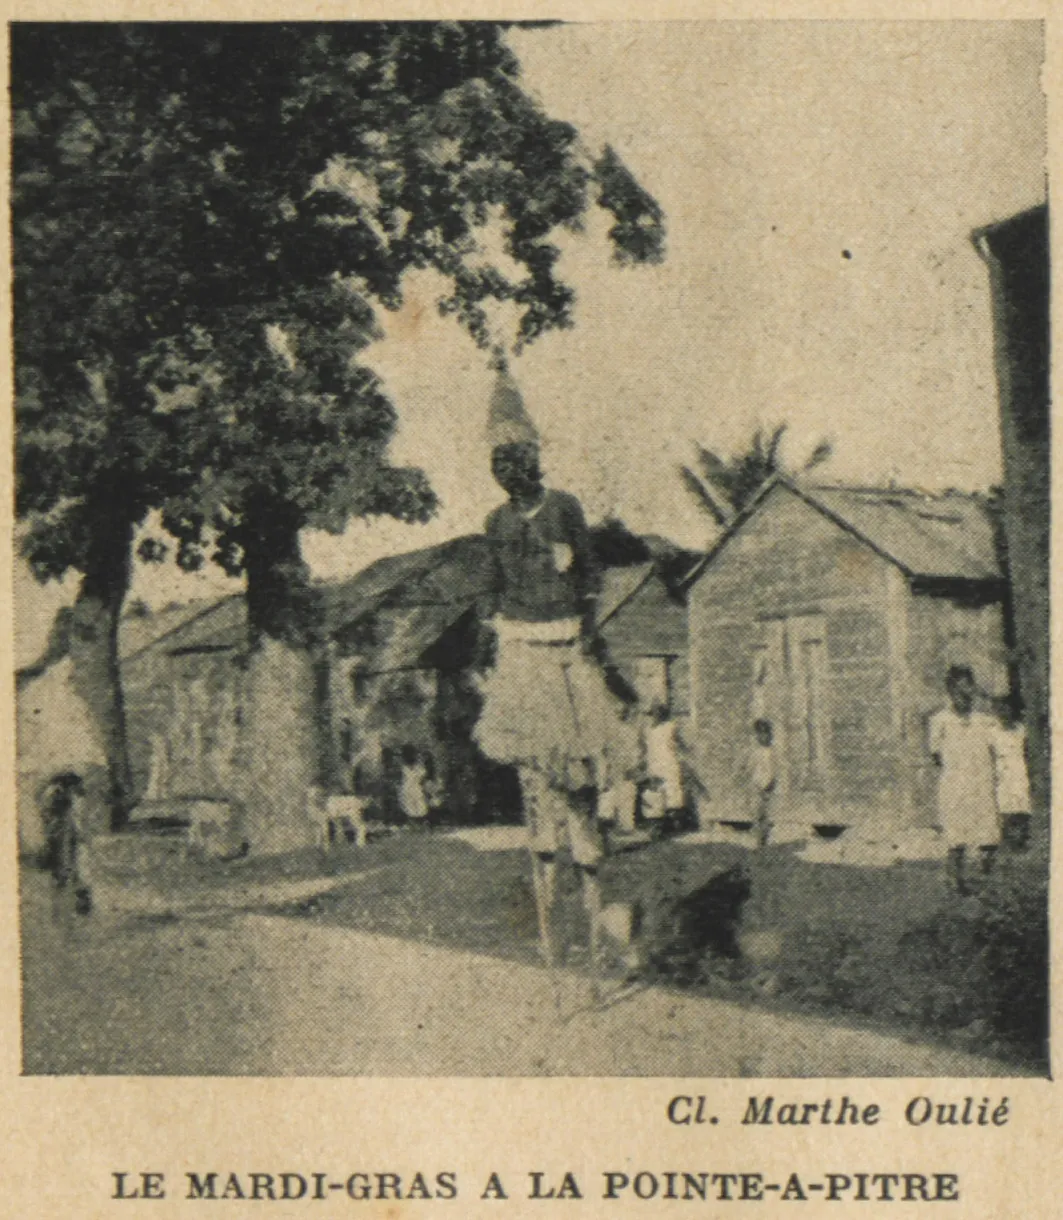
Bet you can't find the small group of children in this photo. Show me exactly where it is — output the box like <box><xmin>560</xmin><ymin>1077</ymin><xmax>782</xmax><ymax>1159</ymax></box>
<box><xmin>929</xmin><ymin>665</ymin><xmax>1032</xmax><ymax>895</ymax></box>
<box><xmin>743</xmin><ymin>668</ymin><xmax>1031</xmax><ymax>887</ymax></box>
<box><xmin>315</xmin><ymin>740</ymin><xmax>444</xmax><ymax>842</ymax></box>
<box><xmin>593</xmin><ymin>702</ymin><xmax>694</xmax><ymax>840</ymax></box>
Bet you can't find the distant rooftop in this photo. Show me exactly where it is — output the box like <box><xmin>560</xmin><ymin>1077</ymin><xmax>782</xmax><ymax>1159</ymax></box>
<box><xmin>802</xmin><ymin>483</ymin><xmax>1000</xmax><ymax>581</ymax></box>
<box><xmin>686</xmin><ymin>476</ymin><xmax>1002</xmax><ymax>588</ymax></box>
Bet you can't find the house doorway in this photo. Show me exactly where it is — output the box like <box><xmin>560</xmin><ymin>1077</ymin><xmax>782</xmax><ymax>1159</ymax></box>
<box><xmin>751</xmin><ymin>614</ymin><xmax>828</xmax><ymax>819</ymax></box>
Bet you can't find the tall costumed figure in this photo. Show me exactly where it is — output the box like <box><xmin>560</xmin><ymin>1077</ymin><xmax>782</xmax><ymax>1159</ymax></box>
<box><xmin>475</xmin><ymin>369</ymin><xmax>626</xmax><ymax>1009</ymax></box>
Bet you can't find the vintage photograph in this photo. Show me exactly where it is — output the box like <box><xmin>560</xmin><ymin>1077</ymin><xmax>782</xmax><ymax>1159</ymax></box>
<box><xmin>12</xmin><ymin>20</ymin><xmax>1048</xmax><ymax>1077</ymax></box>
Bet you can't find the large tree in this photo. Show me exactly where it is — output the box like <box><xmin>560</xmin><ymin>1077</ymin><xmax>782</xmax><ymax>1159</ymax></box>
<box><xmin>13</xmin><ymin>22</ymin><xmax>665</xmax><ymax>840</ymax></box>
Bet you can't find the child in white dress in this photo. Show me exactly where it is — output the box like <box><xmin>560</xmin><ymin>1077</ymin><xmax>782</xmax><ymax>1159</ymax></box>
<box><xmin>642</xmin><ymin>703</ymin><xmax>685</xmax><ymax>837</ymax></box>
<box><xmin>993</xmin><ymin>700</ymin><xmax>1032</xmax><ymax>850</ymax></box>
<box><xmin>928</xmin><ymin>666</ymin><xmax>1000</xmax><ymax>894</ymax></box>
<box><xmin>398</xmin><ymin>745</ymin><xmax>433</xmax><ymax>830</ymax></box>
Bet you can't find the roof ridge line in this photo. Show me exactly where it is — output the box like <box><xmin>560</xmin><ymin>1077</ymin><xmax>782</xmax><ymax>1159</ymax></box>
<box><xmin>121</xmin><ymin>595</ymin><xmax>239</xmax><ymax>664</ymax></box>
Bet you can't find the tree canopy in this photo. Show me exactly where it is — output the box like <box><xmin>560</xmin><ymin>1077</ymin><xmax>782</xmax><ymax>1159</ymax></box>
<box><xmin>13</xmin><ymin>22</ymin><xmax>665</xmax><ymax>823</ymax></box>
<box><xmin>14</xmin><ymin>21</ymin><xmax>665</xmax><ymax>635</ymax></box>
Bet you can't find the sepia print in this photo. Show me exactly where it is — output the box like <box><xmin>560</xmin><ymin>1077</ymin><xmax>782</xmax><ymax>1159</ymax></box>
<box><xmin>11</xmin><ymin>18</ymin><xmax>1049</xmax><ymax>1084</ymax></box>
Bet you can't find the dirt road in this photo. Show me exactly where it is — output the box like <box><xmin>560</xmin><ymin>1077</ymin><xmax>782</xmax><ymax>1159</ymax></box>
<box><xmin>21</xmin><ymin>871</ymin><xmax>1024</xmax><ymax>1076</ymax></box>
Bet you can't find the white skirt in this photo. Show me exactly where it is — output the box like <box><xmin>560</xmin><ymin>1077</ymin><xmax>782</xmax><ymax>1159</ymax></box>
<box><xmin>474</xmin><ymin>617</ymin><xmax>626</xmax><ymax>775</ymax></box>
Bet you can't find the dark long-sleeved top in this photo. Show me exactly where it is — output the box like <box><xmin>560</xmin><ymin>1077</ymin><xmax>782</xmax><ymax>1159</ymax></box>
<box><xmin>484</xmin><ymin>489</ymin><xmax>600</xmax><ymax>623</ymax></box>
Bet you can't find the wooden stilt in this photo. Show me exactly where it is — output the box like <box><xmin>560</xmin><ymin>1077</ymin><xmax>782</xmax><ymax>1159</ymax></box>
<box><xmin>582</xmin><ymin>868</ymin><xmax>604</xmax><ymax>1007</ymax></box>
<box><xmin>530</xmin><ymin>851</ymin><xmax>562</xmax><ymax>1013</ymax></box>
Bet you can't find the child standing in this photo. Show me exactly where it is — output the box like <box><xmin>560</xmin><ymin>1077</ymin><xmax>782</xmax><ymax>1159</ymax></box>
<box><xmin>41</xmin><ymin>771</ymin><xmax>93</xmax><ymax>915</ymax></box>
<box><xmin>642</xmin><ymin>703</ymin><xmax>685</xmax><ymax>838</ymax></box>
<box><xmin>398</xmin><ymin>745</ymin><xmax>435</xmax><ymax>830</ymax></box>
<box><xmin>751</xmin><ymin>719</ymin><xmax>777</xmax><ymax>849</ymax></box>
<box><xmin>992</xmin><ymin>699</ymin><xmax>1032</xmax><ymax>851</ymax></box>
<box><xmin>928</xmin><ymin>666</ymin><xmax>1001</xmax><ymax>895</ymax></box>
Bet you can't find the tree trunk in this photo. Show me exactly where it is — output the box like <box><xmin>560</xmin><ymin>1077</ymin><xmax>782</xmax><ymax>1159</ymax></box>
<box><xmin>234</xmin><ymin>506</ymin><xmax>324</xmax><ymax>855</ymax></box>
<box><xmin>67</xmin><ymin>514</ymin><xmax>135</xmax><ymax>831</ymax></box>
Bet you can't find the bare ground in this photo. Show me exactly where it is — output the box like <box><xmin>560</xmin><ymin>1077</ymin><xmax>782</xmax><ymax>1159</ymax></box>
<box><xmin>21</xmin><ymin>869</ymin><xmax>1028</xmax><ymax>1077</ymax></box>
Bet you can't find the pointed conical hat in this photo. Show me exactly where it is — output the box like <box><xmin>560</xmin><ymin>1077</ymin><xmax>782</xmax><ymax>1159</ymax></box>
<box><xmin>487</xmin><ymin>370</ymin><xmax>539</xmax><ymax>448</ymax></box>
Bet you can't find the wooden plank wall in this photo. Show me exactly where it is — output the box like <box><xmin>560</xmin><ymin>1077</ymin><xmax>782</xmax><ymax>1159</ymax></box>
<box><xmin>688</xmin><ymin>485</ymin><xmax>902</xmax><ymax>828</ymax></box>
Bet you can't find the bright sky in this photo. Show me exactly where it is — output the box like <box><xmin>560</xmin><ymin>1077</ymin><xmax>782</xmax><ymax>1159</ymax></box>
<box><xmin>14</xmin><ymin>20</ymin><xmax>1047</xmax><ymax>667</ymax></box>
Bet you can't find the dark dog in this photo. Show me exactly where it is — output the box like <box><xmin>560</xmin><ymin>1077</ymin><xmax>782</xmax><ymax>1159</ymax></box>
<box><xmin>650</xmin><ymin>863</ymin><xmax>753</xmax><ymax>981</ymax></box>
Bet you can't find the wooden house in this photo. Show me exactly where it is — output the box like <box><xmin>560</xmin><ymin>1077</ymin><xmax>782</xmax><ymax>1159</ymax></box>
<box><xmin>120</xmin><ymin>535</ymin><xmax>504</xmax><ymax>826</ymax></box>
<box><xmin>685</xmin><ymin>477</ymin><xmax>1008</xmax><ymax>838</ymax></box>
<box><xmin>323</xmin><ymin>535</ymin><xmax>499</xmax><ymax>821</ymax></box>
<box><xmin>121</xmin><ymin>596</ymin><xmax>249</xmax><ymax>804</ymax></box>
<box><xmin>118</xmin><ymin>534</ymin><xmax>696</xmax><ymax>835</ymax></box>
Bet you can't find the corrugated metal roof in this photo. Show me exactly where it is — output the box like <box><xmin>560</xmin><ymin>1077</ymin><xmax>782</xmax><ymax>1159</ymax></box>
<box><xmin>119</xmin><ymin>598</ymin><xmax>227</xmax><ymax>661</ymax></box>
<box><xmin>321</xmin><ymin>534</ymin><xmax>493</xmax><ymax>631</ymax></box>
<box><xmin>802</xmin><ymin>485</ymin><xmax>1000</xmax><ymax>580</ymax></box>
<box><xmin>118</xmin><ymin>536</ymin><xmax>488</xmax><ymax>663</ymax></box>
<box><xmin>685</xmin><ymin>476</ymin><xmax>1002</xmax><ymax>588</ymax></box>
<box><xmin>120</xmin><ymin>597</ymin><xmax>246</xmax><ymax>660</ymax></box>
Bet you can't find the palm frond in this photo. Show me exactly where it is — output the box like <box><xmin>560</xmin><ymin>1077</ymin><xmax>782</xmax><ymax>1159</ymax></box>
<box><xmin>695</xmin><ymin>444</ymin><xmax>731</xmax><ymax>484</ymax></box>
<box><xmin>685</xmin><ymin>422</ymin><xmax>834</xmax><ymax>518</ymax></box>
<box><xmin>765</xmin><ymin>423</ymin><xmax>788</xmax><ymax>468</ymax></box>
<box><xmin>680</xmin><ymin>466</ymin><xmax>734</xmax><ymax>526</ymax></box>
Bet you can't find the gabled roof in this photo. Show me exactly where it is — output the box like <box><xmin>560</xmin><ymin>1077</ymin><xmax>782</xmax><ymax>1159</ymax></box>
<box><xmin>159</xmin><ymin>596</ymin><xmax>247</xmax><ymax>655</ymax></box>
<box><xmin>120</xmin><ymin>597</ymin><xmax>241</xmax><ymax>662</ymax></box>
<box><xmin>804</xmin><ymin>485</ymin><xmax>1000</xmax><ymax>580</ymax></box>
<box><xmin>685</xmin><ymin>475</ymin><xmax>1002</xmax><ymax>589</ymax></box>
<box><xmin>596</xmin><ymin>563</ymin><xmax>656</xmax><ymax>627</ymax></box>
<box><xmin>321</xmin><ymin>534</ymin><xmax>493</xmax><ymax>633</ymax></box>
<box><xmin>118</xmin><ymin>536</ymin><xmax>493</xmax><ymax>663</ymax></box>
<box><xmin>22</xmin><ymin>596</ymin><xmax>245</xmax><ymax>683</ymax></box>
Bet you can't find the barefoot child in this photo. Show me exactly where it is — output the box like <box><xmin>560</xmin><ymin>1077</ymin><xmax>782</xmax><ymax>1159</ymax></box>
<box><xmin>41</xmin><ymin>771</ymin><xmax>93</xmax><ymax>915</ymax></box>
<box><xmin>597</xmin><ymin>706</ymin><xmax>641</xmax><ymax>837</ymax></box>
<box><xmin>641</xmin><ymin>703</ymin><xmax>686</xmax><ymax>838</ymax></box>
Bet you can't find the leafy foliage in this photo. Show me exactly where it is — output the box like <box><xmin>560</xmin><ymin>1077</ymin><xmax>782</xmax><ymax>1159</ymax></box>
<box><xmin>13</xmin><ymin>22</ymin><xmax>666</xmax><ymax>603</ymax></box>
<box><xmin>681</xmin><ymin>425</ymin><xmax>833</xmax><ymax>525</ymax></box>
<box><xmin>589</xmin><ymin>517</ymin><xmax>652</xmax><ymax>567</ymax></box>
